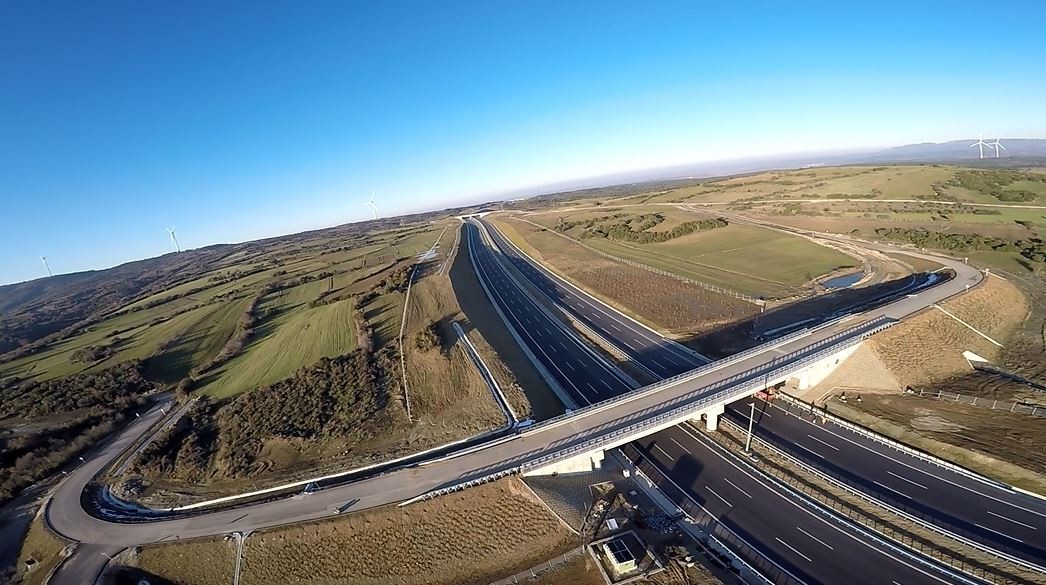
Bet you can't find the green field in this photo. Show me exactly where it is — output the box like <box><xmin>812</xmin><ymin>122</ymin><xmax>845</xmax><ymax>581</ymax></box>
<box><xmin>521</xmin><ymin>208</ymin><xmax>855</xmax><ymax>298</ymax></box>
<box><xmin>586</xmin><ymin>224</ymin><xmax>854</xmax><ymax>298</ymax></box>
<box><xmin>195</xmin><ymin>292</ymin><xmax>358</xmax><ymax>399</ymax></box>
<box><xmin>1</xmin><ymin>221</ymin><xmax>451</xmax><ymax>400</ymax></box>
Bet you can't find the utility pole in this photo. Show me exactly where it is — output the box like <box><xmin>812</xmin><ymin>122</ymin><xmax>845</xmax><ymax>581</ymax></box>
<box><xmin>744</xmin><ymin>402</ymin><xmax>756</xmax><ymax>454</ymax></box>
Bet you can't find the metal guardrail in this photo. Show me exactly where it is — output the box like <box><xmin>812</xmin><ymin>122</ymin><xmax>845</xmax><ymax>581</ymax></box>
<box><xmin>518</xmin><ymin>314</ymin><xmax>894</xmax><ymax>439</ymax></box>
<box><xmin>520</xmin><ymin>324</ymin><xmax>894</xmax><ymax>474</ymax></box>
<box><xmin>716</xmin><ymin>418</ymin><xmax>1030</xmax><ymax>582</ymax></box>
<box><xmin>761</xmin><ymin>405</ymin><xmax>1046</xmax><ymax>574</ymax></box>
<box><xmin>618</xmin><ymin>443</ymin><xmax>800</xmax><ymax>585</ymax></box>
<box><xmin>404</xmin><ymin>324</ymin><xmax>893</xmax><ymax>504</ymax></box>
<box><xmin>776</xmin><ymin>394</ymin><xmax>1013</xmax><ymax>492</ymax></box>
<box><xmin>684</xmin><ymin>425</ymin><xmax>986</xmax><ymax>585</ymax></box>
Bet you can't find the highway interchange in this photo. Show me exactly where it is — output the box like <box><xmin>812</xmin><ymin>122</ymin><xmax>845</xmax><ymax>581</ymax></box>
<box><xmin>43</xmin><ymin>218</ymin><xmax>1044</xmax><ymax>585</ymax></box>
<box><xmin>477</xmin><ymin>216</ymin><xmax>1046</xmax><ymax>569</ymax></box>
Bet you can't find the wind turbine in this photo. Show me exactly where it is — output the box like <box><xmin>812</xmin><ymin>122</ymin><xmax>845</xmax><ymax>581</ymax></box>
<box><xmin>988</xmin><ymin>138</ymin><xmax>1005</xmax><ymax>158</ymax></box>
<box><xmin>364</xmin><ymin>192</ymin><xmax>378</xmax><ymax>220</ymax></box>
<box><xmin>40</xmin><ymin>256</ymin><xmax>52</xmax><ymax>277</ymax></box>
<box><xmin>167</xmin><ymin>227</ymin><xmax>181</xmax><ymax>252</ymax></box>
<box><xmin>970</xmin><ymin>135</ymin><xmax>990</xmax><ymax>159</ymax></box>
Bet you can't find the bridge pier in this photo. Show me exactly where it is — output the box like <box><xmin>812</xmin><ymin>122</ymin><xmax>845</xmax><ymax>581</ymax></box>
<box><xmin>693</xmin><ymin>403</ymin><xmax>725</xmax><ymax>432</ymax></box>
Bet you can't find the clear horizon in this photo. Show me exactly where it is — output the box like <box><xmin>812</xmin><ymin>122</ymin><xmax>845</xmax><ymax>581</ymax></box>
<box><xmin>3</xmin><ymin>1</ymin><xmax>1045</xmax><ymax>285</ymax></box>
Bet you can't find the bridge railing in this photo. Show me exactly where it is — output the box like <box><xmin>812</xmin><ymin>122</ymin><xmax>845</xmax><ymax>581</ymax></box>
<box><xmin>405</xmin><ymin>320</ymin><xmax>894</xmax><ymax>504</ymax></box>
<box><xmin>520</xmin><ymin>322</ymin><xmax>894</xmax><ymax>473</ymax></box>
<box><xmin>520</xmin><ymin>314</ymin><xmax>894</xmax><ymax>438</ymax></box>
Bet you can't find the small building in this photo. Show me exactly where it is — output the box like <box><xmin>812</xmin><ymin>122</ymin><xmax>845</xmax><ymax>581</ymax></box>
<box><xmin>602</xmin><ymin>537</ymin><xmax>637</xmax><ymax>573</ymax></box>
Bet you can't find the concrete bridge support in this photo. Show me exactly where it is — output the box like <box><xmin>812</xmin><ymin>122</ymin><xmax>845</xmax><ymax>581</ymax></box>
<box><xmin>524</xmin><ymin>448</ymin><xmax>605</xmax><ymax>476</ymax></box>
<box><xmin>693</xmin><ymin>403</ymin><xmax>726</xmax><ymax>432</ymax></box>
<box><xmin>793</xmin><ymin>343</ymin><xmax>861</xmax><ymax>390</ymax></box>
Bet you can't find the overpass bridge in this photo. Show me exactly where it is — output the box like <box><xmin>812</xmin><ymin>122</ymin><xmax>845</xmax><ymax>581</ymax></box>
<box><xmin>407</xmin><ymin>314</ymin><xmax>892</xmax><ymax>498</ymax></box>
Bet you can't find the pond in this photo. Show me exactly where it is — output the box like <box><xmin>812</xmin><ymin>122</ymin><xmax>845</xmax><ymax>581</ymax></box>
<box><xmin>821</xmin><ymin>271</ymin><xmax>864</xmax><ymax>290</ymax></box>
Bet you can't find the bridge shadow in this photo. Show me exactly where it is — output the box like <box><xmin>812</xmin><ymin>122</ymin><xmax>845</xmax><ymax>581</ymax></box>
<box><xmin>676</xmin><ymin>271</ymin><xmax>948</xmax><ymax>361</ymax></box>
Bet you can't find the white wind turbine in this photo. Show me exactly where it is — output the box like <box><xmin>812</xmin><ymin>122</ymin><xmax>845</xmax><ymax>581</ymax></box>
<box><xmin>970</xmin><ymin>135</ymin><xmax>990</xmax><ymax>159</ymax></box>
<box><xmin>364</xmin><ymin>192</ymin><xmax>378</xmax><ymax>220</ymax></box>
<box><xmin>988</xmin><ymin>138</ymin><xmax>1005</xmax><ymax>158</ymax></box>
<box><xmin>40</xmin><ymin>256</ymin><xmax>52</xmax><ymax>277</ymax></box>
<box><xmin>167</xmin><ymin>227</ymin><xmax>181</xmax><ymax>252</ymax></box>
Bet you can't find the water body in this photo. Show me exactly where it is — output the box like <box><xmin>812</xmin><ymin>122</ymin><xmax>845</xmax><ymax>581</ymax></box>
<box><xmin>821</xmin><ymin>271</ymin><xmax>864</xmax><ymax>290</ymax></box>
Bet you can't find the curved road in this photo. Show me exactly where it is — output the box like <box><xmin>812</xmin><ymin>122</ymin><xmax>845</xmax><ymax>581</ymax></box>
<box><xmin>45</xmin><ymin>219</ymin><xmax>1017</xmax><ymax>584</ymax></box>
<box><xmin>478</xmin><ymin>216</ymin><xmax>1046</xmax><ymax>569</ymax></box>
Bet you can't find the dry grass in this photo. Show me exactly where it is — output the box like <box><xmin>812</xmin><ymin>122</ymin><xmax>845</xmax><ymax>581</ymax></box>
<box><xmin>447</xmin><ymin>224</ymin><xmax>568</xmax><ymax>420</ymax></box>
<box><xmin>403</xmin><ymin>264</ymin><xmax>509</xmax><ymax>437</ymax></box>
<box><xmin>870</xmin><ymin>276</ymin><xmax>1030</xmax><ymax>386</ymax></box>
<box><xmin>832</xmin><ymin>398</ymin><xmax>1046</xmax><ymax>494</ymax></box>
<box><xmin>232</xmin><ymin>478</ymin><xmax>574</xmax><ymax>585</ymax></box>
<box><xmin>135</xmin><ymin>537</ymin><xmax>234</xmax><ymax>585</ymax></box>
<box><xmin>525</xmin><ymin>554</ymin><xmax>606</xmax><ymax>585</ymax></box>
<box><xmin>15</xmin><ymin>514</ymin><xmax>68</xmax><ymax>585</ymax></box>
<box><xmin>493</xmin><ymin>218</ymin><xmax>756</xmax><ymax>336</ymax></box>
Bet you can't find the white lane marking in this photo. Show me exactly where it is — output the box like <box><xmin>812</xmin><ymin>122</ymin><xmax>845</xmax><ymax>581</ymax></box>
<box><xmin>974</xmin><ymin>523</ymin><xmax>1025</xmax><ymax>543</ymax></box>
<box><xmin>795</xmin><ymin>526</ymin><xmax>834</xmax><ymax>550</ymax></box>
<box><xmin>670</xmin><ymin>437</ymin><xmax>691</xmax><ymax>454</ymax></box>
<box><xmin>767</xmin><ymin>401</ymin><xmax>1046</xmax><ymax>521</ymax></box>
<box><xmin>806</xmin><ymin>433</ymin><xmax>840</xmax><ymax>451</ymax></box>
<box><xmin>723</xmin><ymin>477</ymin><xmax>752</xmax><ymax>499</ymax></box>
<box><xmin>564</xmin><ymin>362</ymin><xmax>575</xmax><ymax>372</ymax></box>
<box><xmin>986</xmin><ymin>510</ymin><xmax>1037</xmax><ymax>530</ymax></box>
<box><xmin>601</xmin><ymin>380</ymin><xmax>616</xmax><ymax>392</ymax></box>
<box><xmin>609</xmin><ymin>323</ymin><xmax>622</xmax><ymax>332</ymax></box>
<box><xmin>774</xmin><ymin>537</ymin><xmax>812</xmax><ymax>562</ymax></box>
<box><xmin>621</xmin><ymin>338</ymin><xmax>639</xmax><ymax>352</ymax></box>
<box><xmin>886</xmin><ymin>470</ymin><xmax>928</xmax><ymax>490</ymax></box>
<box><xmin>874</xmin><ymin>480</ymin><xmax>911</xmax><ymax>500</ymax></box>
<box><xmin>653</xmin><ymin>444</ymin><xmax>673</xmax><ymax>461</ymax></box>
<box><xmin>892</xmin><ymin>581</ymin><xmax>903</xmax><ymax>585</ymax></box>
<box><xmin>674</xmin><ymin>423</ymin><xmax>956</xmax><ymax>585</ymax></box>
<box><xmin>797</xmin><ymin>444</ymin><xmax>824</xmax><ymax>459</ymax></box>
<box><xmin>706</xmin><ymin>486</ymin><xmax>732</xmax><ymax>507</ymax></box>
<box><xmin>469</xmin><ymin>232</ymin><xmax>594</xmax><ymax>405</ymax></box>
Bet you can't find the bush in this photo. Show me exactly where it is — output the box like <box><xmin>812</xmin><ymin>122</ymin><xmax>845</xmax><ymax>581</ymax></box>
<box><xmin>413</xmin><ymin>323</ymin><xmax>441</xmax><ymax>351</ymax></box>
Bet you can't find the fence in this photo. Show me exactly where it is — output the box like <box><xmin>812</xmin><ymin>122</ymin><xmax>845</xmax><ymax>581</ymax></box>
<box><xmin>911</xmin><ymin>387</ymin><xmax>1044</xmax><ymax>417</ymax></box>
<box><xmin>489</xmin><ymin>547</ymin><xmax>588</xmax><ymax>585</ymax></box>
<box><xmin>618</xmin><ymin>443</ymin><xmax>800</xmax><ymax>585</ymax></box>
<box><xmin>510</xmin><ymin>217</ymin><xmax>767</xmax><ymax>306</ymax></box>
<box><xmin>712</xmin><ymin>419</ymin><xmax>1019</xmax><ymax>584</ymax></box>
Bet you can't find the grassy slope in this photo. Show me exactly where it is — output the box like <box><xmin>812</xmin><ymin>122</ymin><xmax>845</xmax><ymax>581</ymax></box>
<box><xmin>16</xmin><ymin>516</ymin><xmax>67</xmax><ymax>585</ymax></box>
<box><xmin>196</xmin><ymin>286</ymin><xmax>357</xmax><ymax>399</ymax></box>
<box><xmin>135</xmin><ymin>478</ymin><xmax>575</xmax><ymax>585</ymax></box>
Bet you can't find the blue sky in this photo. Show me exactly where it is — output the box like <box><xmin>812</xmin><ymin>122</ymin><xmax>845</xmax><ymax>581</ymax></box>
<box><xmin>2</xmin><ymin>1</ymin><xmax>1044</xmax><ymax>285</ymax></box>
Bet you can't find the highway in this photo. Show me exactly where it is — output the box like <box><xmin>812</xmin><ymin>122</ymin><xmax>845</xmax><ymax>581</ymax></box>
<box><xmin>480</xmin><ymin>216</ymin><xmax>710</xmax><ymax>377</ymax></box>
<box><xmin>478</xmin><ymin>217</ymin><xmax>1046</xmax><ymax>569</ymax></box>
<box><xmin>43</xmin><ymin>219</ymin><xmax>1012</xmax><ymax>584</ymax></box>
<box><xmin>629</xmin><ymin>426</ymin><xmax>964</xmax><ymax>585</ymax></box>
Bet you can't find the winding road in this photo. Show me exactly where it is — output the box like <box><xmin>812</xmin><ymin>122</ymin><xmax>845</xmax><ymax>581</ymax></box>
<box><xmin>42</xmin><ymin>217</ymin><xmax>1042</xmax><ymax>585</ymax></box>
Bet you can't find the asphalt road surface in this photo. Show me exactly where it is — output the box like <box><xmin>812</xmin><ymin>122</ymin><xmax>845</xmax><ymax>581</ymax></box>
<box><xmin>479</xmin><ymin>218</ymin><xmax>1046</xmax><ymax>569</ymax></box>
<box><xmin>631</xmin><ymin>425</ymin><xmax>966</xmax><ymax>585</ymax></box>
<box><xmin>44</xmin><ymin>220</ymin><xmax>1007</xmax><ymax>584</ymax></box>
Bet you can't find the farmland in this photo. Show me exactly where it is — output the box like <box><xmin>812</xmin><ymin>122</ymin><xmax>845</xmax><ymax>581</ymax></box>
<box><xmin>2</xmin><ymin>215</ymin><xmax>557</xmax><ymax>507</ymax></box>
<box><xmin>516</xmin><ymin>207</ymin><xmax>857</xmax><ymax>299</ymax></box>
<box><xmin>491</xmin><ymin>217</ymin><xmax>758</xmax><ymax>337</ymax></box>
